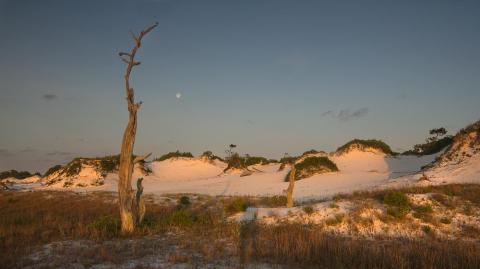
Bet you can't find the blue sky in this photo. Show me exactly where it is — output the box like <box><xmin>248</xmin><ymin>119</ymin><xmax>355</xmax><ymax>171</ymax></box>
<box><xmin>1</xmin><ymin>0</ymin><xmax>479</xmax><ymax>172</ymax></box>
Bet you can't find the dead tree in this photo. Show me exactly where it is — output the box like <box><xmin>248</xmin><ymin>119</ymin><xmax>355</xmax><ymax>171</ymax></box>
<box><xmin>286</xmin><ymin>165</ymin><xmax>296</xmax><ymax>208</ymax></box>
<box><xmin>117</xmin><ymin>22</ymin><xmax>157</xmax><ymax>234</ymax></box>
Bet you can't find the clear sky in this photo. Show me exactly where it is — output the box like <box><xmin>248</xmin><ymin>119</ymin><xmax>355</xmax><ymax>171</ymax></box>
<box><xmin>1</xmin><ymin>0</ymin><xmax>479</xmax><ymax>173</ymax></box>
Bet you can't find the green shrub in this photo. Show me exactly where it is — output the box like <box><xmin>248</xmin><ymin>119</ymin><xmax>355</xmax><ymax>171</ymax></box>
<box><xmin>326</xmin><ymin>214</ymin><xmax>344</xmax><ymax>226</ymax></box>
<box><xmin>302</xmin><ymin>149</ymin><xmax>320</xmax><ymax>156</ymax></box>
<box><xmin>225</xmin><ymin>197</ymin><xmax>249</xmax><ymax>214</ymax></box>
<box><xmin>386</xmin><ymin>206</ymin><xmax>410</xmax><ymax>219</ymax></box>
<box><xmin>154</xmin><ymin>151</ymin><xmax>194</xmax><ymax>161</ymax></box>
<box><xmin>383</xmin><ymin>191</ymin><xmax>410</xmax><ymax>207</ymax></box>
<box><xmin>415</xmin><ymin>204</ymin><xmax>433</xmax><ymax>214</ymax></box>
<box><xmin>285</xmin><ymin>156</ymin><xmax>339</xmax><ymax>181</ymax></box>
<box><xmin>422</xmin><ymin>225</ymin><xmax>431</xmax><ymax>234</ymax></box>
<box><xmin>337</xmin><ymin>139</ymin><xmax>394</xmax><ymax>155</ymax></box>
<box><xmin>166</xmin><ymin>210</ymin><xmax>195</xmax><ymax>226</ymax></box>
<box><xmin>0</xmin><ymin>170</ymin><xmax>38</xmax><ymax>180</ymax></box>
<box><xmin>383</xmin><ymin>191</ymin><xmax>410</xmax><ymax>219</ymax></box>
<box><xmin>99</xmin><ymin>155</ymin><xmax>120</xmax><ymax>174</ymax></box>
<box><xmin>260</xmin><ymin>195</ymin><xmax>287</xmax><ymax>207</ymax></box>
<box><xmin>303</xmin><ymin>206</ymin><xmax>314</xmax><ymax>215</ymax></box>
<box><xmin>403</xmin><ymin>136</ymin><xmax>453</xmax><ymax>156</ymax></box>
<box><xmin>329</xmin><ymin>202</ymin><xmax>339</xmax><ymax>209</ymax></box>
<box><xmin>44</xmin><ymin>165</ymin><xmax>63</xmax><ymax>177</ymax></box>
<box><xmin>87</xmin><ymin>216</ymin><xmax>120</xmax><ymax>236</ymax></box>
<box><xmin>244</xmin><ymin>156</ymin><xmax>269</xmax><ymax>166</ymax></box>
<box><xmin>65</xmin><ymin>159</ymin><xmax>82</xmax><ymax>177</ymax></box>
<box><xmin>224</xmin><ymin>153</ymin><xmax>246</xmax><ymax>171</ymax></box>
<box><xmin>279</xmin><ymin>156</ymin><xmax>297</xmax><ymax>164</ymax></box>
<box><xmin>201</xmin><ymin>151</ymin><xmax>223</xmax><ymax>161</ymax></box>
<box><xmin>178</xmin><ymin>196</ymin><xmax>191</xmax><ymax>206</ymax></box>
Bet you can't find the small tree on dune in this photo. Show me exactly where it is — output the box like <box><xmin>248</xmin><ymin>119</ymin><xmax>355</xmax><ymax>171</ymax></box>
<box><xmin>427</xmin><ymin>127</ymin><xmax>447</xmax><ymax>142</ymax></box>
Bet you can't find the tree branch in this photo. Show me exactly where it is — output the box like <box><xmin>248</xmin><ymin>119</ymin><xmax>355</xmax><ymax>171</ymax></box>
<box><xmin>134</xmin><ymin>153</ymin><xmax>152</xmax><ymax>164</ymax></box>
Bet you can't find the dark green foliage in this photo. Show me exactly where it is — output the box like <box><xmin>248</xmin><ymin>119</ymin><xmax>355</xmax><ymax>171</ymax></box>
<box><xmin>178</xmin><ymin>196</ymin><xmax>191</xmax><ymax>206</ymax></box>
<box><xmin>387</xmin><ymin>206</ymin><xmax>410</xmax><ymax>219</ymax></box>
<box><xmin>403</xmin><ymin>136</ymin><xmax>453</xmax><ymax>156</ymax></box>
<box><xmin>337</xmin><ymin>139</ymin><xmax>394</xmax><ymax>155</ymax></box>
<box><xmin>0</xmin><ymin>170</ymin><xmax>38</xmax><ymax>180</ymax></box>
<box><xmin>422</xmin><ymin>225</ymin><xmax>432</xmax><ymax>234</ymax></box>
<box><xmin>224</xmin><ymin>153</ymin><xmax>246</xmax><ymax>171</ymax></box>
<box><xmin>259</xmin><ymin>195</ymin><xmax>287</xmax><ymax>207</ymax></box>
<box><xmin>285</xmin><ymin>156</ymin><xmax>339</xmax><ymax>181</ymax></box>
<box><xmin>154</xmin><ymin>150</ymin><xmax>194</xmax><ymax>161</ymax></box>
<box><xmin>65</xmin><ymin>159</ymin><xmax>82</xmax><ymax>177</ymax></box>
<box><xmin>325</xmin><ymin>214</ymin><xmax>344</xmax><ymax>225</ymax></box>
<box><xmin>225</xmin><ymin>197</ymin><xmax>249</xmax><ymax>214</ymax></box>
<box><xmin>244</xmin><ymin>156</ymin><xmax>269</xmax><ymax>166</ymax></box>
<box><xmin>43</xmin><ymin>165</ymin><xmax>63</xmax><ymax>177</ymax></box>
<box><xmin>302</xmin><ymin>149</ymin><xmax>320</xmax><ymax>156</ymax></box>
<box><xmin>202</xmin><ymin>150</ymin><xmax>214</xmax><ymax>158</ymax></box>
<box><xmin>383</xmin><ymin>191</ymin><xmax>410</xmax><ymax>207</ymax></box>
<box><xmin>383</xmin><ymin>191</ymin><xmax>411</xmax><ymax>219</ymax></box>
<box><xmin>303</xmin><ymin>206</ymin><xmax>314</xmax><ymax>215</ymax></box>
<box><xmin>87</xmin><ymin>216</ymin><xmax>120</xmax><ymax>237</ymax></box>
<box><xmin>201</xmin><ymin>151</ymin><xmax>224</xmax><ymax>161</ymax></box>
<box><xmin>165</xmin><ymin>210</ymin><xmax>195</xmax><ymax>226</ymax></box>
<box><xmin>415</xmin><ymin>204</ymin><xmax>433</xmax><ymax>214</ymax></box>
<box><xmin>99</xmin><ymin>155</ymin><xmax>120</xmax><ymax>174</ymax></box>
<box><xmin>279</xmin><ymin>156</ymin><xmax>297</xmax><ymax>164</ymax></box>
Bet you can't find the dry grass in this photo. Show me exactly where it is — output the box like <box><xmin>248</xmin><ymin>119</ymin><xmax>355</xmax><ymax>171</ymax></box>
<box><xmin>0</xmin><ymin>191</ymin><xmax>236</xmax><ymax>268</ymax></box>
<box><xmin>1</xmin><ymin>186</ymin><xmax>480</xmax><ymax>268</ymax></box>
<box><xmin>247</xmin><ymin>223</ymin><xmax>480</xmax><ymax>268</ymax></box>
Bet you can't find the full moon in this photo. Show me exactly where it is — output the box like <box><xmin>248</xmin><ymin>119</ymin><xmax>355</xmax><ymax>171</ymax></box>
<box><xmin>175</xmin><ymin>92</ymin><xmax>182</xmax><ymax>99</ymax></box>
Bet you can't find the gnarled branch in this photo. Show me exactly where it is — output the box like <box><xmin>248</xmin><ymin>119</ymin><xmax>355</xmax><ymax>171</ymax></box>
<box><xmin>134</xmin><ymin>153</ymin><xmax>152</xmax><ymax>164</ymax></box>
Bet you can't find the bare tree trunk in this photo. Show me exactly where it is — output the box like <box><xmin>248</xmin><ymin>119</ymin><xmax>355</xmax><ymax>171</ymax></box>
<box><xmin>286</xmin><ymin>165</ymin><xmax>296</xmax><ymax>208</ymax></box>
<box><xmin>118</xmin><ymin>22</ymin><xmax>157</xmax><ymax>234</ymax></box>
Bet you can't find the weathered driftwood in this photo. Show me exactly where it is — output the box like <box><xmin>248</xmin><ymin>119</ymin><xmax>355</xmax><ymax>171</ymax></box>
<box><xmin>118</xmin><ymin>22</ymin><xmax>157</xmax><ymax>234</ymax></box>
<box><xmin>286</xmin><ymin>165</ymin><xmax>296</xmax><ymax>208</ymax></box>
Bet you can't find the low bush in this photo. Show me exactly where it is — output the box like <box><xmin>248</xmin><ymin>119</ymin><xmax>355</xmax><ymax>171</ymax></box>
<box><xmin>244</xmin><ymin>156</ymin><xmax>269</xmax><ymax>166</ymax></box>
<box><xmin>259</xmin><ymin>195</ymin><xmax>287</xmax><ymax>207</ymax></box>
<box><xmin>422</xmin><ymin>225</ymin><xmax>432</xmax><ymax>234</ymax></box>
<box><xmin>154</xmin><ymin>151</ymin><xmax>194</xmax><ymax>161</ymax></box>
<box><xmin>337</xmin><ymin>139</ymin><xmax>394</xmax><ymax>155</ymax></box>
<box><xmin>225</xmin><ymin>197</ymin><xmax>249</xmax><ymax>214</ymax></box>
<box><xmin>403</xmin><ymin>136</ymin><xmax>453</xmax><ymax>156</ymax></box>
<box><xmin>166</xmin><ymin>210</ymin><xmax>195</xmax><ymax>227</ymax></box>
<box><xmin>415</xmin><ymin>204</ymin><xmax>433</xmax><ymax>214</ymax></box>
<box><xmin>383</xmin><ymin>191</ymin><xmax>410</xmax><ymax>207</ymax></box>
<box><xmin>178</xmin><ymin>196</ymin><xmax>191</xmax><ymax>206</ymax></box>
<box><xmin>99</xmin><ymin>155</ymin><xmax>120</xmax><ymax>174</ymax></box>
<box><xmin>325</xmin><ymin>214</ymin><xmax>344</xmax><ymax>226</ymax></box>
<box><xmin>43</xmin><ymin>165</ymin><xmax>63</xmax><ymax>177</ymax></box>
<box><xmin>386</xmin><ymin>206</ymin><xmax>410</xmax><ymax>219</ymax></box>
<box><xmin>303</xmin><ymin>206</ymin><xmax>314</xmax><ymax>215</ymax></box>
<box><xmin>0</xmin><ymin>170</ymin><xmax>38</xmax><ymax>180</ymax></box>
<box><xmin>201</xmin><ymin>151</ymin><xmax>224</xmax><ymax>161</ymax></box>
<box><xmin>87</xmin><ymin>215</ymin><xmax>120</xmax><ymax>237</ymax></box>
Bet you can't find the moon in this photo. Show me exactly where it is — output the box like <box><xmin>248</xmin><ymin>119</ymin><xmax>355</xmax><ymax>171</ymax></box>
<box><xmin>175</xmin><ymin>92</ymin><xmax>182</xmax><ymax>99</ymax></box>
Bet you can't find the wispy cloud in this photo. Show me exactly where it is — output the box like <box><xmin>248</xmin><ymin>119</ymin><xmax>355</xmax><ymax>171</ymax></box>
<box><xmin>42</xmin><ymin>94</ymin><xmax>58</xmax><ymax>100</ymax></box>
<box><xmin>321</xmin><ymin>110</ymin><xmax>334</xmax><ymax>117</ymax></box>
<box><xmin>0</xmin><ymin>149</ymin><xmax>14</xmax><ymax>157</ymax></box>
<box><xmin>321</xmin><ymin>107</ymin><xmax>369</xmax><ymax>121</ymax></box>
